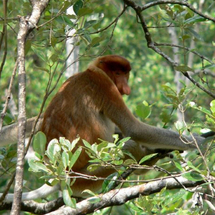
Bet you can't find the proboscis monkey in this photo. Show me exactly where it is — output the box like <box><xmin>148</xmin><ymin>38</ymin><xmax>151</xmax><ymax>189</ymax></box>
<box><xmin>1</xmin><ymin>55</ymin><xmax>204</xmax><ymax>202</ymax></box>
<box><xmin>40</xmin><ymin>55</ymin><xmax>204</xmax><ymax>196</ymax></box>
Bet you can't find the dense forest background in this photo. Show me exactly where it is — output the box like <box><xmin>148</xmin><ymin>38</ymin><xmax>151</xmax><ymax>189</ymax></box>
<box><xmin>0</xmin><ymin>0</ymin><xmax>215</xmax><ymax>214</ymax></box>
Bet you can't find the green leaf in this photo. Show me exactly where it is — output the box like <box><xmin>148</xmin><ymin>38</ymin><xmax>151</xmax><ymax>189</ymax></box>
<box><xmin>90</xmin><ymin>36</ymin><xmax>106</xmax><ymax>47</ymax></box>
<box><xmin>87</xmin><ymin>163</ymin><xmax>100</xmax><ymax>172</ymax></box>
<box><xmin>84</xmin><ymin>20</ymin><xmax>99</xmax><ymax>29</ymax></box>
<box><xmin>69</xmin><ymin>147</ymin><xmax>82</xmax><ymax>169</ymax></box>
<box><xmin>82</xmin><ymin>189</ymin><xmax>96</xmax><ymax>196</ymax></box>
<box><xmin>28</xmin><ymin>159</ymin><xmax>48</xmax><ymax>173</ymax></box>
<box><xmin>31</xmin><ymin>46</ymin><xmax>48</xmax><ymax>62</ymax></box>
<box><xmin>59</xmin><ymin>137</ymin><xmax>71</xmax><ymax>151</ymax></box>
<box><xmin>112</xmin><ymin>159</ymin><xmax>123</xmax><ymax>165</ymax></box>
<box><xmin>181</xmin><ymin>34</ymin><xmax>190</xmax><ymax>41</ymax></box>
<box><xmin>188</xmin><ymin>28</ymin><xmax>204</xmax><ymax>41</ymax></box>
<box><xmin>73</xmin><ymin>0</ymin><xmax>83</xmax><ymax>15</ymax></box>
<box><xmin>194</xmin><ymin>106</ymin><xmax>212</xmax><ymax>116</ymax></box>
<box><xmin>62</xmin><ymin>151</ymin><xmax>69</xmax><ymax>169</ymax></box>
<box><xmin>182</xmin><ymin>172</ymin><xmax>203</xmax><ymax>182</ymax></box>
<box><xmin>173</xmin><ymin>5</ymin><xmax>184</xmax><ymax>13</ymax></box>
<box><xmin>87</xmin><ymin>196</ymin><xmax>101</xmax><ymax>203</ymax></box>
<box><xmin>46</xmin><ymin>139</ymin><xmax>60</xmax><ymax>163</ymax></box>
<box><xmin>102</xmin><ymin>172</ymin><xmax>118</xmax><ymax>192</ymax></box>
<box><xmin>210</xmin><ymin>100</ymin><xmax>215</xmax><ymax>115</ymax></box>
<box><xmin>135</xmin><ymin>100</ymin><xmax>151</xmax><ymax>119</ymax></box>
<box><xmin>61</xmin><ymin>15</ymin><xmax>74</xmax><ymax>26</ymax></box>
<box><xmin>175</xmin><ymin>65</ymin><xmax>194</xmax><ymax>73</ymax></box>
<box><xmin>70</xmin><ymin>138</ymin><xmax>80</xmax><ymax>151</ymax></box>
<box><xmin>139</xmin><ymin>153</ymin><xmax>158</xmax><ymax>164</ymax></box>
<box><xmin>97</xmin><ymin>141</ymin><xmax>108</xmax><ymax>152</ymax></box>
<box><xmin>82</xmin><ymin>33</ymin><xmax>92</xmax><ymax>44</ymax></box>
<box><xmin>78</xmin><ymin>7</ymin><xmax>93</xmax><ymax>17</ymax></box>
<box><xmin>160</xmin><ymin>109</ymin><xmax>171</xmax><ymax>124</ymax></box>
<box><xmin>62</xmin><ymin>184</ymin><xmax>76</xmax><ymax>208</ymax></box>
<box><xmin>173</xmin><ymin>161</ymin><xmax>183</xmax><ymax>171</ymax></box>
<box><xmin>174</xmin><ymin>121</ymin><xmax>184</xmax><ymax>130</ymax></box>
<box><xmin>56</xmin><ymin>162</ymin><xmax>65</xmax><ymax>176</ymax></box>
<box><xmin>83</xmin><ymin>139</ymin><xmax>92</xmax><ymax>149</ymax></box>
<box><xmin>187</xmin><ymin>161</ymin><xmax>201</xmax><ymax>173</ymax></box>
<box><xmin>32</xmin><ymin>131</ymin><xmax>47</xmax><ymax>156</ymax></box>
<box><xmin>184</xmin><ymin>15</ymin><xmax>206</xmax><ymax>25</ymax></box>
<box><xmin>204</xmin><ymin>63</ymin><xmax>215</xmax><ymax>69</ymax></box>
<box><xmin>116</xmin><ymin>137</ymin><xmax>131</xmax><ymax>147</ymax></box>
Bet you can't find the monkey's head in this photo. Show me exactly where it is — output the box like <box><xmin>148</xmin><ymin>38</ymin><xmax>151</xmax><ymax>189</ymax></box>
<box><xmin>95</xmin><ymin>55</ymin><xmax>131</xmax><ymax>95</ymax></box>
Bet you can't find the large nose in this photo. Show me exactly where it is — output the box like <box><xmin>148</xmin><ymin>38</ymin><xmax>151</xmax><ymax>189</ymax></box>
<box><xmin>119</xmin><ymin>84</ymin><xmax>131</xmax><ymax>95</ymax></box>
<box><xmin>116</xmin><ymin>76</ymin><xmax>131</xmax><ymax>95</ymax></box>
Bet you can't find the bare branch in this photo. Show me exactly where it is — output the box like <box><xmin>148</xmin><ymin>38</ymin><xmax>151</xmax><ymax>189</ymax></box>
<box><xmin>0</xmin><ymin>61</ymin><xmax>18</xmax><ymax>131</ymax></box>
<box><xmin>0</xmin><ymin>116</ymin><xmax>42</xmax><ymax>146</ymax></box>
<box><xmin>141</xmin><ymin>0</ymin><xmax>215</xmax><ymax>22</ymax></box>
<box><xmin>11</xmin><ymin>15</ymin><xmax>28</xmax><ymax>215</ymax></box>
<box><xmin>0</xmin><ymin>0</ymin><xmax>8</xmax><ymax>78</ymax></box>
<box><xmin>0</xmin><ymin>176</ymin><xmax>204</xmax><ymax>214</ymax></box>
<box><xmin>47</xmin><ymin>176</ymin><xmax>203</xmax><ymax>215</ymax></box>
<box><xmin>123</xmin><ymin>0</ymin><xmax>215</xmax><ymax>98</ymax></box>
<box><xmin>0</xmin><ymin>198</ymin><xmax>64</xmax><ymax>214</ymax></box>
<box><xmin>155</xmin><ymin>43</ymin><xmax>213</xmax><ymax>65</ymax></box>
<box><xmin>10</xmin><ymin>0</ymin><xmax>50</xmax><ymax>214</ymax></box>
<box><xmin>90</xmin><ymin>5</ymin><xmax>128</xmax><ymax>35</ymax></box>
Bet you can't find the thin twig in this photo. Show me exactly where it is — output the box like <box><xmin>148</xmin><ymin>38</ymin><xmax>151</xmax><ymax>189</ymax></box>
<box><xmin>0</xmin><ymin>0</ymin><xmax>8</xmax><ymax>78</ymax></box>
<box><xmin>0</xmin><ymin>61</ymin><xmax>18</xmax><ymax>131</ymax></box>
<box><xmin>141</xmin><ymin>0</ymin><xmax>215</xmax><ymax>23</ymax></box>
<box><xmin>123</xmin><ymin>0</ymin><xmax>215</xmax><ymax>98</ymax></box>
<box><xmin>90</xmin><ymin>5</ymin><xmax>128</xmax><ymax>35</ymax></box>
<box><xmin>155</xmin><ymin>43</ymin><xmax>213</xmax><ymax>64</ymax></box>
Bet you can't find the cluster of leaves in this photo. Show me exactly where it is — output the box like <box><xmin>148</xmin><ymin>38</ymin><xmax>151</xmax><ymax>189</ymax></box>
<box><xmin>1</xmin><ymin>0</ymin><xmax>215</xmax><ymax>214</ymax></box>
<box><xmin>28</xmin><ymin>132</ymin><xmax>141</xmax><ymax>207</ymax></box>
<box><xmin>131</xmin><ymin>86</ymin><xmax>215</xmax><ymax>214</ymax></box>
<box><xmin>29</xmin><ymin>133</ymin><xmax>79</xmax><ymax>207</ymax></box>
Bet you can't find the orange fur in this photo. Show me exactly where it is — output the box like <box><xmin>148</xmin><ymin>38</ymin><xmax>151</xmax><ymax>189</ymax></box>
<box><xmin>41</xmin><ymin>55</ymin><xmax>204</xmax><ymax>196</ymax></box>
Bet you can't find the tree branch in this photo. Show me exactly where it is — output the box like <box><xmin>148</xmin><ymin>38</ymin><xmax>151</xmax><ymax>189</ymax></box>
<box><xmin>10</xmin><ymin>0</ymin><xmax>50</xmax><ymax>214</ymax></box>
<box><xmin>123</xmin><ymin>0</ymin><xmax>215</xmax><ymax>98</ymax></box>
<box><xmin>48</xmin><ymin>177</ymin><xmax>204</xmax><ymax>215</ymax></box>
<box><xmin>0</xmin><ymin>176</ymin><xmax>204</xmax><ymax>214</ymax></box>
<box><xmin>0</xmin><ymin>116</ymin><xmax>43</xmax><ymax>146</ymax></box>
<box><xmin>141</xmin><ymin>0</ymin><xmax>215</xmax><ymax>22</ymax></box>
<box><xmin>11</xmin><ymin>15</ymin><xmax>28</xmax><ymax>215</ymax></box>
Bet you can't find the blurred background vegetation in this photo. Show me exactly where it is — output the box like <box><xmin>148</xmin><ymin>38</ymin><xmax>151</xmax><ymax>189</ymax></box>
<box><xmin>1</xmin><ymin>0</ymin><xmax>215</xmax><ymax>214</ymax></box>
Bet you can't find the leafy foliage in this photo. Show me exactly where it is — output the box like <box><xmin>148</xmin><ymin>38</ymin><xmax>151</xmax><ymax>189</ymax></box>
<box><xmin>1</xmin><ymin>0</ymin><xmax>215</xmax><ymax>214</ymax></box>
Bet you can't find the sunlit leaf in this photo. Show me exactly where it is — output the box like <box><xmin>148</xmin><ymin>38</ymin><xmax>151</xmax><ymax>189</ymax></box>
<box><xmin>69</xmin><ymin>147</ymin><xmax>82</xmax><ymax>169</ymax></box>
<box><xmin>175</xmin><ymin>121</ymin><xmax>184</xmax><ymax>130</ymax></box>
<box><xmin>173</xmin><ymin>161</ymin><xmax>183</xmax><ymax>171</ymax></box>
<box><xmin>28</xmin><ymin>159</ymin><xmax>48</xmax><ymax>173</ymax></box>
<box><xmin>62</xmin><ymin>151</ymin><xmax>69</xmax><ymax>169</ymax></box>
<box><xmin>62</xmin><ymin>186</ymin><xmax>76</xmax><ymax>208</ymax></box>
<box><xmin>78</xmin><ymin>7</ymin><xmax>93</xmax><ymax>17</ymax></box>
<box><xmin>135</xmin><ymin>100</ymin><xmax>151</xmax><ymax>119</ymax></box>
<box><xmin>46</xmin><ymin>139</ymin><xmax>60</xmax><ymax>162</ymax></box>
<box><xmin>187</xmin><ymin>161</ymin><xmax>201</xmax><ymax>173</ymax></box>
<box><xmin>139</xmin><ymin>153</ymin><xmax>158</xmax><ymax>164</ymax></box>
<box><xmin>210</xmin><ymin>100</ymin><xmax>215</xmax><ymax>115</ymax></box>
<box><xmin>73</xmin><ymin>0</ymin><xmax>83</xmax><ymax>15</ymax></box>
<box><xmin>184</xmin><ymin>15</ymin><xmax>206</xmax><ymax>24</ymax></box>
<box><xmin>70</xmin><ymin>138</ymin><xmax>80</xmax><ymax>151</ymax></box>
<box><xmin>175</xmin><ymin>65</ymin><xmax>194</xmax><ymax>73</ymax></box>
<box><xmin>32</xmin><ymin>131</ymin><xmax>46</xmax><ymax>156</ymax></box>
<box><xmin>182</xmin><ymin>172</ymin><xmax>203</xmax><ymax>182</ymax></box>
